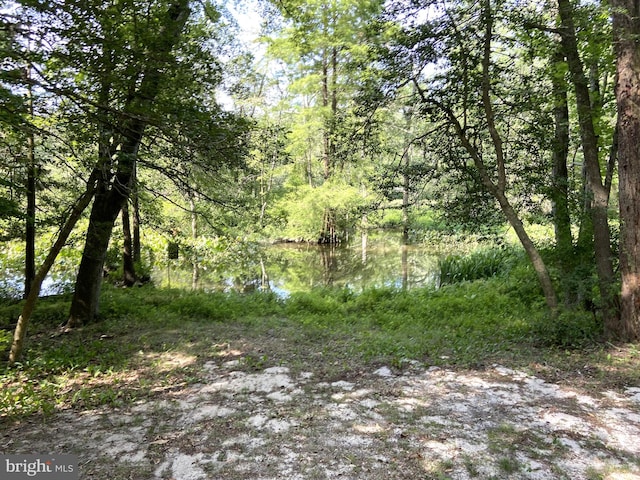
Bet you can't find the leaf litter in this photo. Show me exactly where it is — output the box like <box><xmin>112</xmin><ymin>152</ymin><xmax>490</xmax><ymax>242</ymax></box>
<box><xmin>2</xmin><ymin>358</ymin><xmax>640</xmax><ymax>479</ymax></box>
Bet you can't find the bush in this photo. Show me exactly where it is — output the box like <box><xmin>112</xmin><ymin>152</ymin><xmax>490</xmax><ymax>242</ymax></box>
<box><xmin>532</xmin><ymin>310</ymin><xmax>602</xmax><ymax>348</ymax></box>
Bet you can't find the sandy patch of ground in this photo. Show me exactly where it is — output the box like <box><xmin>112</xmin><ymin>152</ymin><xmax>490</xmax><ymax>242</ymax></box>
<box><xmin>2</xmin><ymin>360</ymin><xmax>640</xmax><ymax>479</ymax></box>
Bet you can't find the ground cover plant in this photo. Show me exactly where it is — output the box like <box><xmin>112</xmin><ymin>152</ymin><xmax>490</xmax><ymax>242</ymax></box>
<box><xmin>437</xmin><ymin>245</ymin><xmax>522</xmax><ymax>286</ymax></box>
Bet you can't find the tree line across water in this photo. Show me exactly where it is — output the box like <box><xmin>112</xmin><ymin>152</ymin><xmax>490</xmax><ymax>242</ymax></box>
<box><xmin>1</xmin><ymin>0</ymin><xmax>640</xmax><ymax>364</ymax></box>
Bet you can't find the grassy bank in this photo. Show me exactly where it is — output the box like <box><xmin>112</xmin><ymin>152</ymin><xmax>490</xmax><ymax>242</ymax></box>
<box><xmin>1</xmin><ymin>275</ymin><xmax>639</xmax><ymax>420</ymax></box>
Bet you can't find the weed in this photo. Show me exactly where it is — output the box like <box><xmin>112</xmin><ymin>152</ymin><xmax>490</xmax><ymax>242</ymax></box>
<box><xmin>242</xmin><ymin>354</ymin><xmax>269</xmax><ymax>371</ymax></box>
<box><xmin>462</xmin><ymin>455</ymin><xmax>480</xmax><ymax>477</ymax></box>
<box><xmin>285</xmin><ymin>289</ymin><xmax>348</xmax><ymax>318</ymax></box>
<box><xmin>497</xmin><ymin>456</ymin><xmax>521</xmax><ymax>474</ymax></box>
<box><xmin>585</xmin><ymin>467</ymin><xmax>604</xmax><ymax>480</ymax></box>
<box><xmin>422</xmin><ymin>458</ymin><xmax>455</xmax><ymax>479</ymax></box>
<box><xmin>0</xmin><ymin>329</ymin><xmax>11</xmax><ymax>353</ymax></box>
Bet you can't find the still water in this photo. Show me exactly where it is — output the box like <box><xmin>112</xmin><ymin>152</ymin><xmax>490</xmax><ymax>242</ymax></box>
<box><xmin>156</xmin><ymin>233</ymin><xmax>440</xmax><ymax>297</ymax></box>
<box><xmin>1</xmin><ymin>232</ymin><xmax>441</xmax><ymax>298</ymax></box>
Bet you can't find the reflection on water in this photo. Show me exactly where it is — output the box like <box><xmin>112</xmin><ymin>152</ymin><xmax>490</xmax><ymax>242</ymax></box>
<box><xmin>155</xmin><ymin>232</ymin><xmax>440</xmax><ymax>296</ymax></box>
<box><xmin>1</xmin><ymin>232</ymin><xmax>441</xmax><ymax>299</ymax></box>
<box><xmin>0</xmin><ymin>269</ymin><xmax>75</xmax><ymax>299</ymax></box>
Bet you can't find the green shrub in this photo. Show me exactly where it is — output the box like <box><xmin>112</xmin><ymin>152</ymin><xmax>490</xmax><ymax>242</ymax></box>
<box><xmin>350</xmin><ymin>287</ymin><xmax>399</xmax><ymax>313</ymax></box>
<box><xmin>30</xmin><ymin>299</ymin><xmax>70</xmax><ymax>327</ymax></box>
<box><xmin>532</xmin><ymin>310</ymin><xmax>602</xmax><ymax>348</ymax></box>
<box><xmin>157</xmin><ymin>289</ymin><xmax>282</xmax><ymax>323</ymax></box>
<box><xmin>0</xmin><ymin>295</ymin><xmax>70</xmax><ymax>330</ymax></box>
<box><xmin>168</xmin><ymin>294</ymin><xmax>228</xmax><ymax>320</ymax></box>
<box><xmin>0</xmin><ymin>303</ymin><xmax>21</xmax><ymax>330</ymax></box>
<box><xmin>502</xmin><ymin>262</ymin><xmax>545</xmax><ymax>307</ymax></box>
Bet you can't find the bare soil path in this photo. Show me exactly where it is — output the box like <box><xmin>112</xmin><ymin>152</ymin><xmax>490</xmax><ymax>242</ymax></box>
<box><xmin>2</xmin><ymin>352</ymin><xmax>640</xmax><ymax>480</ymax></box>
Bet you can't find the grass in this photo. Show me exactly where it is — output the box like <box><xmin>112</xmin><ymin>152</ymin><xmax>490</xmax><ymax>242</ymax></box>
<box><xmin>1</xmin><ymin>266</ymin><xmax>639</xmax><ymax>421</ymax></box>
<box><xmin>437</xmin><ymin>245</ymin><xmax>521</xmax><ymax>286</ymax></box>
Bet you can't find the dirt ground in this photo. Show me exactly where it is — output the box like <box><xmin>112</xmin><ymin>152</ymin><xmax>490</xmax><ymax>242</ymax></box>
<box><xmin>2</xmin><ymin>350</ymin><xmax>640</xmax><ymax>479</ymax></box>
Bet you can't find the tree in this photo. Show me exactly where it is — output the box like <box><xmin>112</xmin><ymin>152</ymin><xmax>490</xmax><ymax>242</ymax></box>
<box><xmin>611</xmin><ymin>0</ymin><xmax>640</xmax><ymax>341</ymax></box>
<box><xmin>7</xmin><ymin>0</ymin><xmax>250</xmax><ymax>361</ymax></box>
<box><xmin>121</xmin><ymin>199</ymin><xmax>137</xmax><ymax>287</ymax></box>
<box><xmin>23</xmin><ymin>64</ymin><xmax>36</xmax><ymax>297</ymax></box>
<box><xmin>516</xmin><ymin>1</ymin><xmax>616</xmax><ymax>309</ymax></box>
<box><xmin>0</xmin><ymin>10</ymin><xmax>37</xmax><ymax>296</ymax></box>
<box><xmin>9</xmin><ymin>172</ymin><xmax>99</xmax><ymax>365</ymax></box>
<box><xmin>377</xmin><ymin>0</ymin><xmax>561</xmax><ymax>311</ymax></box>
<box><xmin>7</xmin><ymin>0</ymin><xmax>195</xmax><ymax>361</ymax></box>
<box><xmin>557</xmin><ymin>0</ymin><xmax>617</xmax><ymax>327</ymax></box>
<box><xmin>549</xmin><ymin>45</ymin><xmax>573</xmax><ymax>270</ymax></box>
<box><xmin>65</xmin><ymin>0</ymin><xmax>192</xmax><ymax>327</ymax></box>
<box><xmin>64</xmin><ymin>0</ymin><xmax>248</xmax><ymax>322</ymax></box>
<box><xmin>266</xmin><ymin>0</ymin><xmax>384</xmax><ymax>243</ymax></box>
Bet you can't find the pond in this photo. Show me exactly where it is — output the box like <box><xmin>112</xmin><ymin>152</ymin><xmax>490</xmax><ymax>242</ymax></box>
<box><xmin>155</xmin><ymin>232</ymin><xmax>441</xmax><ymax>297</ymax></box>
<box><xmin>0</xmin><ymin>231</ymin><xmax>442</xmax><ymax>299</ymax></box>
<box><xmin>0</xmin><ymin>267</ymin><xmax>76</xmax><ymax>299</ymax></box>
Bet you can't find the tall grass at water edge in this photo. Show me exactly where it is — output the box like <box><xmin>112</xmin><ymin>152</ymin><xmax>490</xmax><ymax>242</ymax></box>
<box><xmin>437</xmin><ymin>245</ymin><xmax>521</xmax><ymax>286</ymax></box>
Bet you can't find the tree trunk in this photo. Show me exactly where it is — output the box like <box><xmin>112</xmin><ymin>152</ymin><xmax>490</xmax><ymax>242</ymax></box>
<box><xmin>401</xmin><ymin>244</ymin><xmax>409</xmax><ymax>291</ymax></box>
<box><xmin>550</xmin><ymin>46</ymin><xmax>581</xmax><ymax>307</ymax></box>
<box><xmin>452</xmin><ymin>121</ymin><xmax>559</xmax><ymax>312</ymax></box>
<box><xmin>322</xmin><ymin>49</ymin><xmax>331</xmax><ymax>180</ymax></box>
<box><xmin>576</xmin><ymin>161</ymin><xmax>593</xmax><ymax>252</ymax></box>
<box><xmin>9</xmin><ymin>171</ymin><xmax>99</xmax><ymax>365</ymax></box>
<box><xmin>259</xmin><ymin>256</ymin><xmax>270</xmax><ymax>290</ymax></box>
<box><xmin>188</xmin><ymin>193</ymin><xmax>199</xmax><ymax>290</ymax></box>
<box><xmin>558</xmin><ymin>0</ymin><xmax>617</xmax><ymax>326</ymax></box>
<box><xmin>319</xmin><ymin>208</ymin><xmax>338</xmax><ymax>244</ymax></box>
<box><xmin>132</xmin><ymin>163</ymin><xmax>141</xmax><ymax>264</ymax></box>
<box><xmin>429</xmin><ymin>0</ymin><xmax>558</xmax><ymax>312</ymax></box>
<box><xmin>122</xmin><ymin>201</ymin><xmax>136</xmax><ymax>286</ymax></box>
<box><xmin>24</xmin><ymin>122</ymin><xmax>36</xmax><ymax>297</ymax></box>
<box><xmin>484</xmin><ymin>0</ymin><xmax>557</xmax><ymax>311</ymax></box>
<box><xmin>402</xmin><ymin>153</ymin><xmax>410</xmax><ymax>244</ymax></box>
<box><xmin>361</xmin><ymin>212</ymin><xmax>368</xmax><ymax>264</ymax></box>
<box><xmin>330</xmin><ymin>45</ymin><xmax>338</xmax><ymax>170</ymax></box>
<box><xmin>402</xmin><ymin>98</ymin><xmax>414</xmax><ymax>245</ymax></box>
<box><xmin>612</xmin><ymin>0</ymin><xmax>640</xmax><ymax>341</ymax></box>
<box><xmin>67</xmin><ymin>176</ymin><xmax>125</xmax><ymax>326</ymax></box>
<box><xmin>435</xmin><ymin>115</ymin><xmax>560</xmax><ymax>313</ymax></box>
<box><xmin>24</xmin><ymin>66</ymin><xmax>36</xmax><ymax>298</ymax></box>
<box><xmin>319</xmin><ymin>44</ymin><xmax>341</xmax><ymax>243</ymax></box>
<box><xmin>550</xmin><ymin>48</ymin><xmax>573</xmax><ymax>260</ymax></box>
<box><xmin>499</xmin><ymin>194</ymin><xmax>559</xmax><ymax>312</ymax></box>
